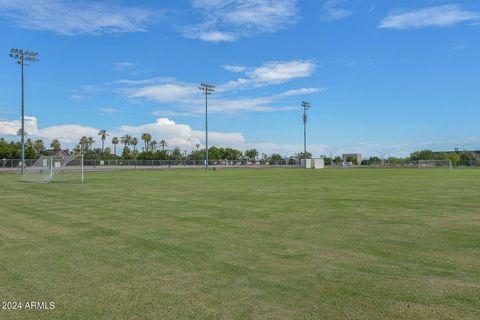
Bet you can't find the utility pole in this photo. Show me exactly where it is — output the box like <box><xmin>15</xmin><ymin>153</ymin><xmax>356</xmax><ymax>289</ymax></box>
<box><xmin>9</xmin><ymin>48</ymin><xmax>39</xmax><ymax>175</ymax></box>
<box><xmin>199</xmin><ymin>83</ymin><xmax>215</xmax><ymax>170</ymax></box>
<box><xmin>302</xmin><ymin>101</ymin><xmax>311</xmax><ymax>167</ymax></box>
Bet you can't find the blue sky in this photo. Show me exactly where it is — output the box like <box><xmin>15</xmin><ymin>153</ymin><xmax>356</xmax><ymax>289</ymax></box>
<box><xmin>0</xmin><ymin>0</ymin><xmax>479</xmax><ymax>157</ymax></box>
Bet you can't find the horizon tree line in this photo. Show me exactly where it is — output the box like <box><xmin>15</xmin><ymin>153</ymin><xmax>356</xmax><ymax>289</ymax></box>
<box><xmin>1</xmin><ymin>130</ymin><xmax>479</xmax><ymax>164</ymax></box>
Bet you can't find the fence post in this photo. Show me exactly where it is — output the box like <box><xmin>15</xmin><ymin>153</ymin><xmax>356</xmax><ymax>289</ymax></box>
<box><xmin>50</xmin><ymin>156</ymin><xmax>53</xmax><ymax>182</ymax></box>
<box><xmin>81</xmin><ymin>153</ymin><xmax>84</xmax><ymax>183</ymax></box>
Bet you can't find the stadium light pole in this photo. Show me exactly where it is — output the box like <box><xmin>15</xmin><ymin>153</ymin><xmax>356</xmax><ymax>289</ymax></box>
<box><xmin>9</xmin><ymin>48</ymin><xmax>39</xmax><ymax>175</ymax></box>
<box><xmin>199</xmin><ymin>83</ymin><xmax>215</xmax><ymax>171</ymax></box>
<box><xmin>302</xmin><ymin>101</ymin><xmax>311</xmax><ymax>167</ymax></box>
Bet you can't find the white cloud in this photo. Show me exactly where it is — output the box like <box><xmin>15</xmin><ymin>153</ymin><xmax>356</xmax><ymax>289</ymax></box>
<box><xmin>248</xmin><ymin>60</ymin><xmax>315</xmax><ymax>83</ymax></box>
<box><xmin>118</xmin><ymin>118</ymin><xmax>245</xmax><ymax>148</ymax></box>
<box><xmin>116</xmin><ymin>77</ymin><xmax>176</xmax><ymax>86</ymax></box>
<box><xmin>71</xmin><ymin>94</ymin><xmax>90</xmax><ymax>101</ymax></box>
<box><xmin>112</xmin><ymin>62</ymin><xmax>135</xmax><ymax>71</ymax></box>
<box><xmin>0</xmin><ymin>116</ymin><xmax>98</xmax><ymax>144</ymax></box>
<box><xmin>126</xmin><ymin>83</ymin><xmax>197</xmax><ymax>103</ymax></box>
<box><xmin>184</xmin><ymin>0</ymin><xmax>299</xmax><ymax>42</ymax></box>
<box><xmin>207</xmin><ymin>97</ymin><xmax>296</xmax><ymax>113</ymax></box>
<box><xmin>279</xmin><ymin>88</ymin><xmax>323</xmax><ymax>96</ymax></box>
<box><xmin>195</xmin><ymin>30</ymin><xmax>237</xmax><ymax>43</ymax></box>
<box><xmin>97</xmin><ymin>107</ymin><xmax>122</xmax><ymax>114</ymax></box>
<box><xmin>0</xmin><ymin>0</ymin><xmax>159</xmax><ymax>35</ymax></box>
<box><xmin>379</xmin><ymin>5</ymin><xmax>480</xmax><ymax>29</ymax></box>
<box><xmin>321</xmin><ymin>0</ymin><xmax>353</xmax><ymax>22</ymax></box>
<box><xmin>223</xmin><ymin>65</ymin><xmax>246</xmax><ymax>73</ymax></box>
<box><xmin>222</xmin><ymin>60</ymin><xmax>316</xmax><ymax>90</ymax></box>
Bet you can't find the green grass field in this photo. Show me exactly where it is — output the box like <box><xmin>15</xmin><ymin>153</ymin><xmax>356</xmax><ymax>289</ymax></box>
<box><xmin>0</xmin><ymin>168</ymin><xmax>479</xmax><ymax>319</ymax></box>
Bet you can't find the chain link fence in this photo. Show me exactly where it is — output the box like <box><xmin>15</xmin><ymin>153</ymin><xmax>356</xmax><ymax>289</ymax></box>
<box><xmin>2</xmin><ymin>158</ymin><xmax>479</xmax><ymax>173</ymax></box>
<box><xmin>1</xmin><ymin>158</ymin><xmax>303</xmax><ymax>172</ymax></box>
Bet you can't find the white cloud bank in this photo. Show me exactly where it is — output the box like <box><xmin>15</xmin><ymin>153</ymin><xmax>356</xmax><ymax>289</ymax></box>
<box><xmin>0</xmin><ymin>0</ymin><xmax>159</xmax><ymax>35</ymax></box>
<box><xmin>379</xmin><ymin>5</ymin><xmax>480</xmax><ymax>29</ymax></box>
<box><xmin>0</xmin><ymin>116</ymin><xmax>245</xmax><ymax>150</ymax></box>
<box><xmin>0</xmin><ymin>116</ymin><xmax>98</xmax><ymax>143</ymax></box>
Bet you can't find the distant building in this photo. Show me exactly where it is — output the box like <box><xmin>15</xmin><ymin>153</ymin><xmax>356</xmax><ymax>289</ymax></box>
<box><xmin>342</xmin><ymin>153</ymin><xmax>362</xmax><ymax>164</ymax></box>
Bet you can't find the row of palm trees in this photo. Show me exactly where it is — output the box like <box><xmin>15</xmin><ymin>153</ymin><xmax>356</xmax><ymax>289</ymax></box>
<box><xmin>15</xmin><ymin>128</ymin><xmax>181</xmax><ymax>156</ymax></box>
<box><xmin>79</xmin><ymin>130</ymin><xmax>170</xmax><ymax>155</ymax></box>
<box><xmin>17</xmin><ymin>129</ymin><xmax>61</xmax><ymax>153</ymax></box>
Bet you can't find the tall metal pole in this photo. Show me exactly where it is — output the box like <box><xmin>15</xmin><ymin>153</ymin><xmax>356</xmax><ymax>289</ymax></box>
<box><xmin>302</xmin><ymin>101</ymin><xmax>311</xmax><ymax>168</ymax></box>
<box><xmin>9</xmin><ymin>48</ymin><xmax>39</xmax><ymax>175</ymax></box>
<box><xmin>199</xmin><ymin>83</ymin><xmax>215</xmax><ymax>171</ymax></box>
<box><xmin>303</xmin><ymin>107</ymin><xmax>307</xmax><ymax>158</ymax></box>
<box><xmin>21</xmin><ymin>55</ymin><xmax>25</xmax><ymax>175</ymax></box>
<box><xmin>205</xmin><ymin>91</ymin><xmax>208</xmax><ymax>171</ymax></box>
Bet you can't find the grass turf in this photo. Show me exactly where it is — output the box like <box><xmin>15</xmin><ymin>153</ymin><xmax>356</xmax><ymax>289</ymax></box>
<box><xmin>0</xmin><ymin>168</ymin><xmax>479</xmax><ymax>319</ymax></box>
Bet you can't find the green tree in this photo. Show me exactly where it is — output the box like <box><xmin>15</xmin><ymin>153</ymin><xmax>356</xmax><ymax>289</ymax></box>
<box><xmin>88</xmin><ymin>137</ymin><xmax>95</xmax><ymax>150</ymax></box>
<box><xmin>50</xmin><ymin>139</ymin><xmax>61</xmax><ymax>152</ymax></box>
<box><xmin>346</xmin><ymin>156</ymin><xmax>358</xmax><ymax>165</ymax></box>
<box><xmin>322</xmin><ymin>156</ymin><xmax>332</xmax><ymax>165</ymax></box>
<box><xmin>159</xmin><ymin>139</ymin><xmax>168</xmax><ymax>151</ymax></box>
<box><xmin>141</xmin><ymin>133</ymin><xmax>151</xmax><ymax>152</ymax></box>
<box><xmin>245</xmin><ymin>149</ymin><xmax>259</xmax><ymax>162</ymax></box>
<box><xmin>98</xmin><ymin>129</ymin><xmax>108</xmax><ymax>154</ymax></box>
<box><xmin>150</xmin><ymin>140</ymin><xmax>157</xmax><ymax>152</ymax></box>
<box><xmin>410</xmin><ymin>150</ymin><xmax>434</xmax><ymax>161</ymax></box>
<box><xmin>170</xmin><ymin>147</ymin><xmax>182</xmax><ymax>160</ymax></box>
<box><xmin>269</xmin><ymin>153</ymin><xmax>283</xmax><ymax>165</ymax></box>
<box><xmin>131</xmin><ymin>137</ymin><xmax>138</xmax><ymax>152</ymax></box>
<box><xmin>79</xmin><ymin>136</ymin><xmax>89</xmax><ymax>153</ymax></box>
<box><xmin>120</xmin><ymin>135</ymin><xmax>132</xmax><ymax>153</ymax></box>
<box><xmin>131</xmin><ymin>138</ymin><xmax>138</xmax><ymax>157</ymax></box>
<box><xmin>33</xmin><ymin>139</ymin><xmax>45</xmax><ymax>156</ymax></box>
<box><xmin>111</xmin><ymin>137</ymin><xmax>119</xmax><ymax>156</ymax></box>
<box><xmin>447</xmin><ymin>152</ymin><xmax>460</xmax><ymax>166</ymax></box>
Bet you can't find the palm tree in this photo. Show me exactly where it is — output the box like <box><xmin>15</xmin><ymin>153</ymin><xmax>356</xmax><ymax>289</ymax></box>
<box><xmin>112</xmin><ymin>137</ymin><xmax>119</xmax><ymax>155</ymax></box>
<box><xmin>16</xmin><ymin>129</ymin><xmax>28</xmax><ymax>138</ymax></box>
<box><xmin>141</xmin><ymin>133</ymin><xmax>151</xmax><ymax>152</ymax></box>
<box><xmin>79</xmin><ymin>136</ymin><xmax>89</xmax><ymax>153</ymax></box>
<box><xmin>120</xmin><ymin>134</ymin><xmax>132</xmax><ymax>152</ymax></box>
<box><xmin>159</xmin><ymin>139</ymin><xmax>168</xmax><ymax>151</ymax></box>
<box><xmin>98</xmin><ymin>129</ymin><xmax>108</xmax><ymax>154</ymax></box>
<box><xmin>150</xmin><ymin>140</ymin><xmax>157</xmax><ymax>152</ymax></box>
<box><xmin>131</xmin><ymin>137</ymin><xmax>138</xmax><ymax>152</ymax></box>
<box><xmin>33</xmin><ymin>139</ymin><xmax>45</xmax><ymax>156</ymax></box>
<box><xmin>195</xmin><ymin>143</ymin><xmax>200</xmax><ymax>151</ymax></box>
<box><xmin>50</xmin><ymin>139</ymin><xmax>61</xmax><ymax>152</ymax></box>
<box><xmin>88</xmin><ymin>137</ymin><xmax>95</xmax><ymax>150</ymax></box>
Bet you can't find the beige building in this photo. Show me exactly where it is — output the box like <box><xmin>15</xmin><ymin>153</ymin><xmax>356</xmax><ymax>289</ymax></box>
<box><xmin>342</xmin><ymin>153</ymin><xmax>362</xmax><ymax>164</ymax></box>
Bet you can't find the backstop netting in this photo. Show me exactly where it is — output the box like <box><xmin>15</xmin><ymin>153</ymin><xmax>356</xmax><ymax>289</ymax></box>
<box><xmin>22</xmin><ymin>153</ymin><xmax>84</xmax><ymax>183</ymax></box>
<box><xmin>418</xmin><ymin>160</ymin><xmax>452</xmax><ymax>169</ymax></box>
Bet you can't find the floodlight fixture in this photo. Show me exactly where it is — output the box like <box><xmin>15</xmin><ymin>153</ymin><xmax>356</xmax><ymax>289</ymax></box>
<box><xmin>9</xmin><ymin>48</ymin><xmax>39</xmax><ymax>175</ymax></box>
<box><xmin>199</xmin><ymin>83</ymin><xmax>215</xmax><ymax>171</ymax></box>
